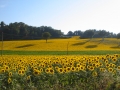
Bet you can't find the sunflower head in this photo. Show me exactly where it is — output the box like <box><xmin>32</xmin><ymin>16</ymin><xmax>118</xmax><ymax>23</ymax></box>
<box><xmin>33</xmin><ymin>69</ymin><xmax>41</xmax><ymax>76</ymax></box>
<box><xmin>92</xmin><ymin>71</ymin><xmax>98</xmax><ymax>77</ymax></box>
<box><xmin>117</xmin><ymin>66</ymin><xmax>120</xmax><ymax>70</ymax></box>
<box><xmin>9</xmin><ymin>72</ymin><xmax>12</xmax><ymax>77</ymax></box>
<box><xmin>26</xmin><ymin>75</ymin><xmax>31</xmax><ymax>80</ymax></box>
<box><xmin>18</xmin><ymin>69</ymin><xmax>25</xmax><ymax>76</ymax></box>
<box><xmin>58</xmin><ymin>68</ymin><xmax>64</xmax><ymax>74</ymax></box>
<box><xmin>8</xmin><ymin>78</ymin><xmax>12</xmax><ymax>84</ymax></box>
<box><xmin>1</xmin><ymin>69</ymin><xmax>6</xmax><ymax>73</ymax></box>
<box><xmin>49</xmin><ymin>68</ymin><xmax>54</xmax><ymax>74</ymax></box>
<box><xmin>108</xmin><ymin>68</ymin><xmax>113</xmax><ymax>73</ymax></box>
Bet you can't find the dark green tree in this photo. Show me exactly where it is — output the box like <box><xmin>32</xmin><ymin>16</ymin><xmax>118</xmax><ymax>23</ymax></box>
<box><xmin>98</xmin><ymin>30</ymin><xmax>108</xmax><ymax>41</ymax></box>
<box><xmin>117</xmin><ymin>33</ymin><xmax>120</xmax><ymax>39</ymax></box>
<box><xmin>0</xmin><ymin>21</ymin><xmax>6</xmax><ymax>33</ymax></box>
<box><xmin>81</xmin><ymin>29</ymin><xmax>95</xmax><ymax>39</ymax></box>
<box><xmin>42</xmin><ymin>32</ymin><xmax>51</xmax><ymax>43</ymax></box>
<box><xmin>67</xmin><ymin>31</ymin><xmax>73</xmax><ymax>36</ymax></box>
<box><xmin>0</xmin><ymin>21</ymin><xmax>5</xmax><ymax>28</ymax></box>
<box><xmin>117</xmin><ymin>33</ymin><xmax>120</xmax><ymax>47</ymax></box>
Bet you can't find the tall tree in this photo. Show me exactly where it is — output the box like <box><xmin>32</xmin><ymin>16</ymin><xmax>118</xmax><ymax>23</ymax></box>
<box><xmin>0</xmin><ymin>21</ymin><xmax>6</xmax><ymax>33</ymax></box>
<box><xmin>67</xmin><ymin>31</ymin><xmax>73</xmax><ymax>36</ymax></box>
<box><xmin>81</xmin><ymin>29</ymin><xmax>95</xmax><ymax>39</ymax></box>
<box><xmin>0</xmin><ymin>21</ymin><xmax>5</xmax><ymax>28</ymax></box>
<box><xmin>117</xmin><ymin>33</ymin><xmax>120</xmax><ymax>47</ymax></box>
<box><xmin>42</xmin><ymin>32</ymin><xmax>51</xmax><ymax>43</ymax></box>
<box><xmin>98</xmin><ymin>30</ymin><xmax>107</xmax><ymax>41</ymax></box>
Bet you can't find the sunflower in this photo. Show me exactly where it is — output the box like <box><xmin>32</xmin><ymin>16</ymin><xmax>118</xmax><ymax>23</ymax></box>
<box><xmin>99</xmin><ymin>63</ymin><xmax>103</xmax><ymax>66</ymax></box>
<box><xmin>111</xmin><ymin>64</ymin><xmax>116</xmax><ymax>68</ymax></box>
<box><xmin>8</xmin><ymin>78</ymin><xmax>12</xmax><ymax>84</ymax></box>
<box><xmin>88</xmin><ymin>61</ymin><xmax>92</xmax><ymax>64</ymax></box>
<box><xmin>45</xmin><ymin>68</ymin><xmax>49</xmax><ymax>74</ymax></box>
<box><xmin>114</xmin><ymin>54</ymin><xmax>118</xmax><ymax>58</ymax></box>
<box><xmin>92</xmin><ymin>71</ymin><xmax>97</xmax><ymax>77</ymax></box>
<box><xmin>92</xmin><ymin>63</ymin><xmax>96</xmax><ymax>67</ymax></box>
<box><xmin>69</xmin><ymin>62</ymin><xmax>73</xmax><ymax>66</ymax></box>
<box><xmin>33</xmin><ymin>69</ymin><xmax>41</xmax><ymax>76</ymax></box>
<box><xmin>4</xmin><ymin>65</ymin><xmax>9</xmax><ymax>71</ymax></box>
<box><xmin>117</xmin><ymin>66</ymin><xmax>120</xmax><ymax>70</ymax></box>
<box><xmin>106</xmin><ymin>64</ymin><xmax>110</xmax><ymax>68</ymax></box>
<box><xmin>57</xmin><ymin>68</ymin><xmax>64</xmax><ymax>74</ymax></box>
<box><xmin>95</xmin><ymin>63</ymin><xmax>100</xmax><ymax>68</ymax></box>
<box><xmin>80</xmin><ymin>66</ymin><xmax>85</xmax><ymax>71</ymax></box>
<box><xmin>108</xmin><ymin>68</ymin><xmax>113</xmax><ymax>73</ymax></box>
<box><xmin>40</xmin><ymin>68</ymin><xmax>43</xmax><ymax>72</ymax></box>
<box><xmin>26</xmin><ymin>75</ymin><xmax>31</xmax><ymax>80</ymax></box>
<box><xmin>15</xmin><ymin>66</ymin><xmax>18</xmax><ymax>69</ymax></box>
<box><xmin>75</xmin><ymin>67</ymin><xmax>80</xmax><ymax>72</ymax></box>
<box><xmin>62</xmin><ymin>66</ymin><xmax>68</xmax><ymax>73</ymax></box>
<box><xmin>23</xmin><ymin>67</ymin><xmax>27</xmax><ymax>71</ymax></box>
<box><xmin>112</xmin><ymin>70</ymin><xmax>116</xmax><ymax>75</ymax></box>
<box><xmin>106</xmin><ymin>54</ymin><xmax>110</xmax><ymax>58</ymax></box>
<box><xmin>18</xmin><ymin>69</ymin><xmax>25</xmax><ymax>76</ymax></box>
<box><xmin>77</xmin><ymin>64</ymin><xmax>80</xmax><ymax>67</ymax></box>
<box><xmin>9</xmin><ymin>72</ymin><xmax>12</xmax><ymax>77</ymax></box>
<box><xmin>1</xmin><ymin>69</ymin><xmax>5</xmax><ymax>73</ymax></box>
<box><xmin>47</xmin><ymin>65</ymin><xmax>52</xmax><ymax>68</ymax></box>
<box><xmin>104</xmin><ymin>59</ymin><xmax>108</xmax><ymax>64</ymax></box>
<box><xmin>21</xmin><ymin>70</ymin><xmax>25</xmax><ymax>75</ymax></box>
<box><xmin>112</xmin><ymin>58</ymin><xmax>117</xmax><ymax>62</ymax></box>
<box><xmin>13</xmin><ymin>68</ymin><xmax>16</xmax><ymax>71</ymax></box>
<box><xmin>55</xmin><ymin>66</ymin><xmax>59</xmax><ymax>70</ymax></box>
<box><xmin>49</xmin><ymin>68</ymin><xmax>54</xmax><ymax>74</ymax></box>
<box><xmin>66</xmin><ymin>67</ymin><xmax>71</xmax><ymax>72</ymax></box>
<box><xmin>89</xmin><ymin>66</ymin><xmax>94</xmax><ymax>71</ymax></box>
<box><xmin>71</xmin><ymin>66</ymin><xmax>76</xmax><ymax>72</ymax></box>
<box><xmin>100</xmin><ymin>68</ymin><xmax>106</xmax><ymax>72</ymax></box>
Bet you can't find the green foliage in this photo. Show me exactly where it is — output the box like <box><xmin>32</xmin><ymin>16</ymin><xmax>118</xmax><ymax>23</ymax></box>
<box><xmin>1</xmin><ymin>50</ymin><xmax>120</xmax><ymax>55</ymax></box>
<box><xmin>81</xmin><ymin>29</ymin><xmax>95</xmax><ymax>39</ymax></box>
<box><xmin>117</xmin><ymin>33</ymin><xmax>120</xmax><ymax>39</ymax></box>
<box><xmin>42</xmin><ymin>32</ymin><xmax>51</xmax><ymax>43</ymax></box>
<box><xmin>0</xmin><ymin>21</ymin><xmax>63</xmax><ymax>40</ymax></box>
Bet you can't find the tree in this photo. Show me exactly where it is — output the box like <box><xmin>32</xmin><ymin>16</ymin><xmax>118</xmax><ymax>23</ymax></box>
<box><xmin>0</xmin><ymin>21</ymin><xmax>5</xmax><ymax>28</ymax></box>
<box><xmin>98</xmin><ymin>30</ymin><xmax>107</xmax><ymax>41</ymax></box>
<box><xmin>42</xmin><ymin>32</ymin><xmax>51</xmax><ymax>43</ymax></box>
<box><xmin>0</xmin><ymin>21</ymin><xmax>6</xmax><ymax>33</ymax></box>
<box><xmin>117</xmin><ymin>33</ymin><xmax>120</xmax><ymax>47</ymax></box>
<box><xmin>81</xmin><ymin>29</ymin><xmax>95</xmax><ymax>39</ymax></box>
<box><xmin>67</xmin><ymin>31</ymin><xmax>73</xmax><ymax>36</ymax></box>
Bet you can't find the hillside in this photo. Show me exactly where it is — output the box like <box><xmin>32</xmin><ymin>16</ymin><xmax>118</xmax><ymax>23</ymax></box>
<box><xmin>1</xmin><ymin>37</ymin><xmax>120</xmax><ymax>51</ymax></box>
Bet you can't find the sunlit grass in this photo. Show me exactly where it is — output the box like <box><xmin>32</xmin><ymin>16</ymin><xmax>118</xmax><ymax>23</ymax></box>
<box><xmin>0</xmin><ymin>50</ymin><xmax>120</xmax><ymax>55</ymax></box>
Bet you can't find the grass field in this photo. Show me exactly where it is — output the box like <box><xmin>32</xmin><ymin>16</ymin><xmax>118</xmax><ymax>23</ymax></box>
<box><xmin>0</xmin><ymin>50</ymin><xmax>120</xmax><ymax>55</ymax></box>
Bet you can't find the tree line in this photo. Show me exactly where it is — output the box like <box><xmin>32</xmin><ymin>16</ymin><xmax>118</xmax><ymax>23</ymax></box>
<box><xmin>67</xmin><ymin>29</ymin><xmax>120</xmax><ymax>39</ymax></box>
<box><xmin>0</xmin><ymin>21</ymin><xmax>120</xmax><ymax>40</ymax></box>
<box><xmin>0</xmin><ymin>21</ymin><xmax>63</xmax><ymax>40</ymax></box>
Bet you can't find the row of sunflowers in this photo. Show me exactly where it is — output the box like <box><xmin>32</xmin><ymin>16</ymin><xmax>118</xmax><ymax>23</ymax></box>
<box><xmin>0</xmin><ymin>54</ymin><xmax>120</xmax><ymax>90</ymax></box>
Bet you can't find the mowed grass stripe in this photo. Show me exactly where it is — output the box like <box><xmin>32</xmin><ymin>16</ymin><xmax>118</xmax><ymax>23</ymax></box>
<box><xmin>0</xmin><ymin>50</ymin><xmax>120</xmax><ymax>55</ymax></box>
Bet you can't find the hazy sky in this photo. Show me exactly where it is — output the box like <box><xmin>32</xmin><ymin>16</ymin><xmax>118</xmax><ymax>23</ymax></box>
<box><xmin>0</xmin><ymin>0</ymin><xmax>120</xmax><ymax>34</ymax></box>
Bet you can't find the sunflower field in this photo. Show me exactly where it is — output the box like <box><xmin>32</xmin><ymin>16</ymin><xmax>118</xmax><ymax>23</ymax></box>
<box><xmin>0</xmin><ymin>54</ymin><xmax>120</xmax><ymax>90</ymax></box>
<box><xmin>1</xmin><ymin>37</ymin><xmax>120</xmax><ymax>51</ymax></box>
<box><xmin>0</xmin><ymin>37</ymin><xmax>120</xmax><ymax>90</ymax></box>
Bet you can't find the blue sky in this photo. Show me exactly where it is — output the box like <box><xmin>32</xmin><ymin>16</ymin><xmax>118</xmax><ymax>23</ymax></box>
<box><xmin>0</xmin><ymin>0</ymin><xmax>120</xmax><ymax>34</ymax></box>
